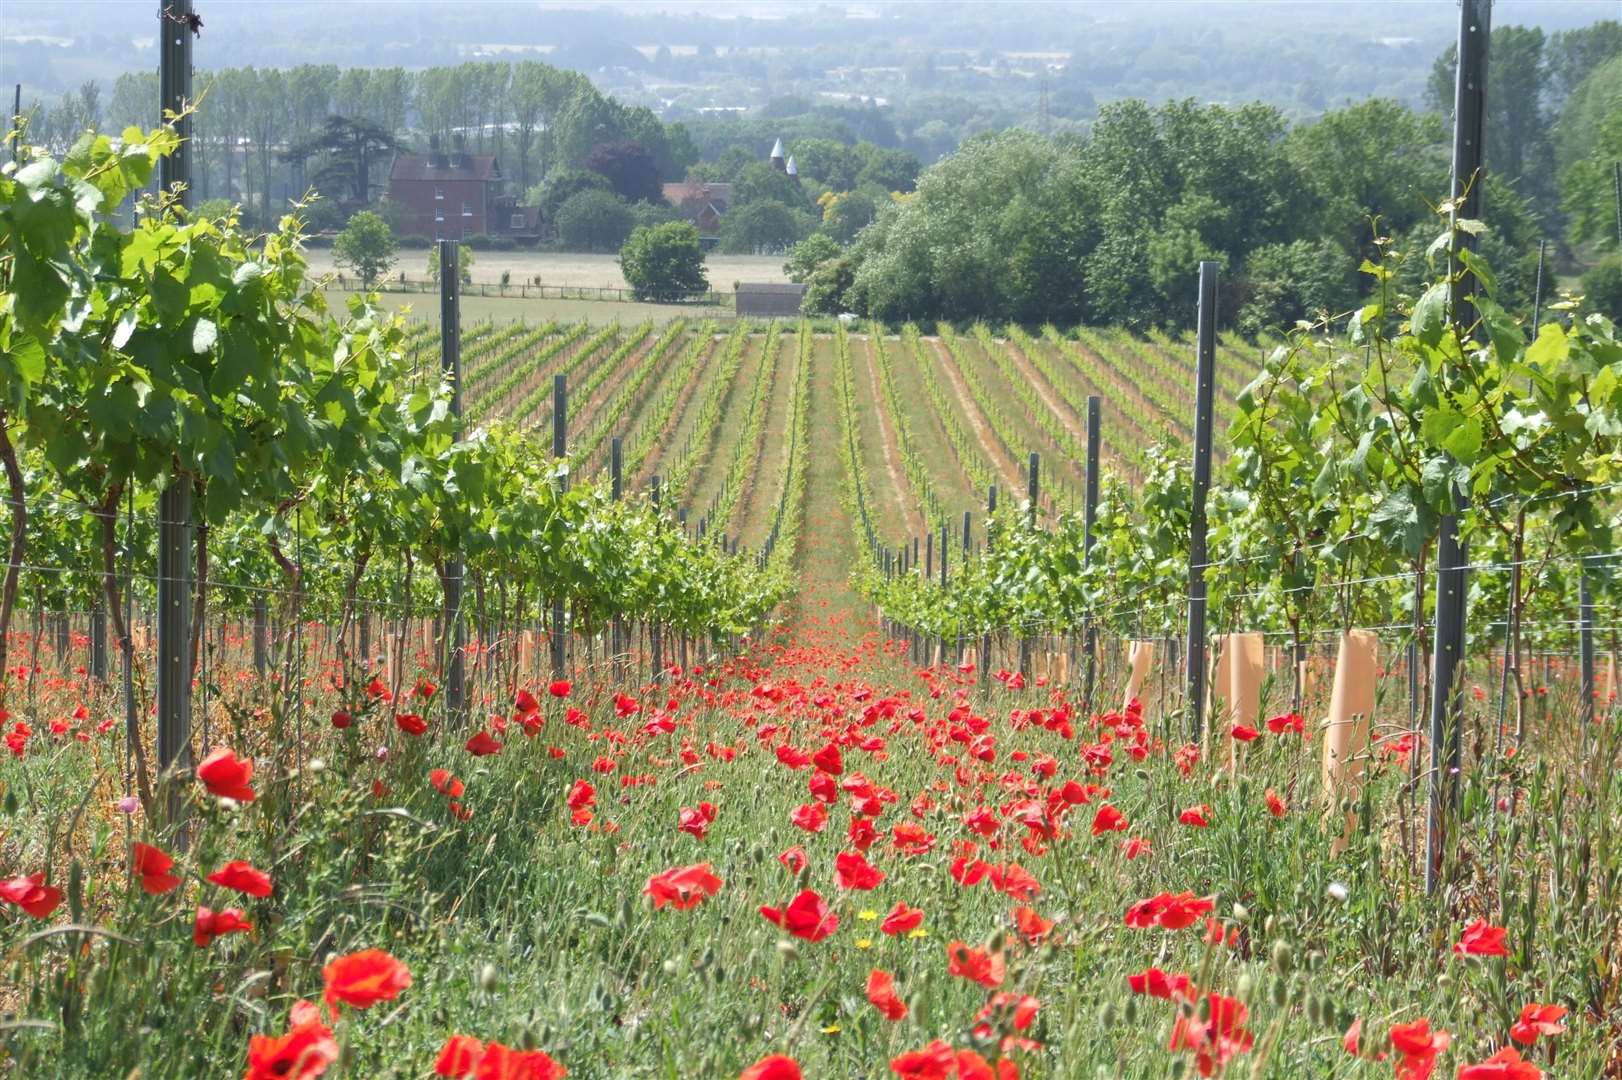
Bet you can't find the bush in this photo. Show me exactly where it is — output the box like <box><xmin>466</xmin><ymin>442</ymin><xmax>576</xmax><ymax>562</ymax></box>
<box><xmin>620</xmin><ymin>222</ymin><xmax>709</xmax><ymax>302</ymax></box>
<box><xmin>332</xmin><ymin>210</ymin><xmax>398</xmax><ymax>289</ymax></box>
<box><xmin>1579</xmin><ymin>257</ymin><xmax>1622</xmax><ymax>320</ymax></box>
<box><xmin>556</xmin><ymin>190</ymin><xmax>636</xmax><ymax>252</ymax></box>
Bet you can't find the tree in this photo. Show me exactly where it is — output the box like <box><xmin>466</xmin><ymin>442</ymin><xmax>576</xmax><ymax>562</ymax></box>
<box><xmin>531</xmin><ymin>168</ymin><xmax>612</xmax><ymax>223</ymax></box>
<box><xmin>732</xmin><ymin>161</ymin><xmax>806</xmax><ymax>209</ymax></box>
<box><xmin>426</xmin><ymin>244</ymin><xmax>474</xmax><ymax>284</ymax></box>
<box><xmin>1580</xmin><ymin>257</ymin><xmax>1622</xmax><ymax>319</ymax></box>
<box><xmin>334</xmin><ymin>210</ymin><xmax>398</xmax><ymax>288</ymax></box>
<box><xmin>620</xmin><ymin>222</ymin><xmax>709</xmax><ymax>302</ymax></box>
<box><xmin>1560</xmin><ymin>58</ymin><xmax>1622</xmax><ymax>251</ymax></box>
<box><xmin>784</xmin><ymin>234</ymin><xmax>841</xmax><ymax>283</ymax></box>
<box><xmin>555</xmin><ymin>189</ymin><xmax>636</xmax><ymax>252</ymax></box>
<box><xmin>1429</xmin><ymin>26</ymin><xmax>1556</xmax><ymax>212</ymax></box>
<box><xmin>719</xmin><ymin>201</ymin><xmax>808</xmax><ymax>254</ymax></box>
<box><xmin>283</xmin><ymin>115</ymin><xmax>402</xmax><ymax>205</ymax></box>
<box><xmin>854</xmin><ymin>144</ymin><xmax>922</xmax><ymax>192</ymax></box>
<box><xmin>585</xmin><ymin>140</ymin><xmax>664</xmax><ymax>204</ymax></box>
<box><xmin>1235</xmin><ymin>239</ymin><xmax>1360</xmax><ymax>335</ymax></box>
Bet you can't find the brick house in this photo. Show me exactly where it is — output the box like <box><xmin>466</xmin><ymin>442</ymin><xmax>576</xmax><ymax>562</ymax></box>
<box><xmin>662</xmin><ymin>181</ymin><xmax>733</xmax><ymax>242</ymax></box>
<box><xmin>388</xmin><ymin>149</ymin><xmax>534</xmax><ymax>241</ymax></box>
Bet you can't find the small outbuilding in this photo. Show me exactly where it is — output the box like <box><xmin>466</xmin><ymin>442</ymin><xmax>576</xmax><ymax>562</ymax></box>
<box><xmin>734</xmin><ymin>282</ymin><xmax>807</xmax><ymax>317</ymax></box>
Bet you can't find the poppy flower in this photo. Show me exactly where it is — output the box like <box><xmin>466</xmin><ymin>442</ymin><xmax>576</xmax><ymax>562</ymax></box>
<box><xmin>760</xmin><ymin>888</ymin><xmax>839</xmax><ymax>942</ymax></box>
<box><xmin>645</xmin><ymin>863</ymin><xmax>723</xmax><ymax>910</ymax></box>
<box><xmin>739</xmin><ymin>1055</ymin><xmax>801</xmax><ymax>1080</ymax></box>
<box><xmin>890</xmin><ymin>1039</ymin><xmax>956</xmax><ymax>1080</ymax></box>
<box><xmin>197</xmin><ymin>747</ymin><xmax>256</xmax><ymax>802</ymax></box>
<box><xmin>330</xmin><ymin>710</ymin><xmax>352</xmax><ymax>730</ymax></box>
<box><xmin>207</xmin><ymin>860</ymin><xmax>273</xmax><ymax>898</ymax></box>
<box><xmin>566</xmin><ymin>779</ymin><xmax>595</xmax><ymax>810</ymax></box>
<box><xmin>465</xmin><ymin>730</ymin><xmax>503</xmax><ymax>756</ymax></box>
<box><xmin>193</xmin><ymin>905</ymin><xmax>253</xmax><ymax>947</ymax></box>
<box><xmin>1091</xmin><ymin>804</ymin><xmax>1128</xmax><ymax>836</ymax></box>
<box><xmin>945</xmin><ymin>940</ymin><xmax>1005</xmax><ymax>988</ymax></box>
<box><xmin>613</xmin><ymin>693</ymin><xmax>640</xmax><ymax>717</ymax></box>
<box><xmin>365</xmin><ymin>677</ymin><xmax>389</xmax><ymax>700</ymax></box>
<box><xmin>866</xmin><ymin>968</ymin><xmax>907</xmax><ymax>1020</ymax></box>
<box><xmin>322</xmin><ymin>948</ymin><xmax>411</xmax><ymax>1013</ymax></box>
<box><xmin>1265</xmin><ymin>788</ymin><xmax>1287</xmax><ymax>817</ymax></box>
<box><xmin>1125</xmin><ymin>891</ymin><xmax>1214</xmax><ymax>931</ymax></box>
<box><xmin>244</xmin><ymin>1001</ymin><xmax>338</xmax><ymax>1080</ymax></box>
<box><xmin>434</xmin><ymin>1035</ymin><xmax>484</xmax><ymax>1077</ymax></box>
<box><xmin>1454</xmin><ymin>918</ymin><xmax>1510</xmax><ymax>957</ymax></box>
<box><xmin>548</xmin><ymin>680</ymin><xmax>572</xmax><ymax>699</ymax></box>
<box><xmin>987</xmin><ymin>863</ymin><xmax>1039</xmax><ymax>901</ymax></box>
<box><xmin>1170</xmin><ymin>991</ymin><xmax>1253</xmax><ymax>1076</ymax></box>
<box><xmin>131</xmin><ymin>842</ymin><xmax>182</xmax><ymax>894</ymax></box>
<box><xmin>1121</xmin><ymin>836</ymin><xmax>1151</xmax><ymax>860</ymax></box>
<box><xmin>789</xmin><ymin>803</ymin><xmax>828</xmax><ymax>833</ymax></box>
<box><xmin>880</xmin><ymin>901</ymin><xmax>924</xmax><ymax>935</ymax></box>
<box><xmin>1457</xmin><ymin>1048</ymin><xmax>1541</xmax><ymax>1080</ymax></box>
<box><xmin>415</xmin><ymin>678</ymin><xmax>436</xmax><ymax>700</ymax></box>
<box><xmin>1389</xmin><ymin>1018</ymin><xmax>1449</xmax><ymax>1080</ymax></box>
<box><xmin>1266</xmin><ymin>712</ymin><xmax>1305</xmax><ymax>735</ymax></box>
<box><xmin>954</xmin><ymin>1050</ymin><xmax>1020</xmax><ymax>1080</ymax></box>
<box><xmin>515</xmin><ymin>689</ymin><xmax>541</xmax><ymax>714</ymax></box>
<box><xmin>1012</xmin><ymin>905</ymin><xmax>1053</xmax><ymax>943</ymax></box>
<box><xmin>835</xmin><ymin>850</ymin><xmax>886</xmax><ymax>891</ymax></box>
<box><xmin>0</xmin><ymin>872</ymin><xmax>63</xmax><ymax>919</ymax></box>
<box><xmin>1509</xmin><ymin>1002</ymin><xmax>1567</xmax><ymax>1045</ymax></box>
<box><xmin>1127</xmin><ymin>966</ymin><xmax>1192</xmax><ymax>999</ymax></box>
<box><xmin>678</xmin><ymin>804</ymin><xmax>717</xmax><ymax>840</ymax></box>
<box><xmin>1179</xmin><ymin>804</ymin><xmax>1211</xmax><ymax>827</ymax></box>
<box><xmin>778</xmin><ymin>846</ymin><xmax>809</xmax><ymax>875</ymax></box>
<box><xmin>1230</xmin><ymin>723</ymin><xmax>1259</xmax><ymax>741</ymax></box>
<box><xmin>458</xmin><ymin>1042</ymin><xmax>567</xmax><ymax>1079</ymax></box>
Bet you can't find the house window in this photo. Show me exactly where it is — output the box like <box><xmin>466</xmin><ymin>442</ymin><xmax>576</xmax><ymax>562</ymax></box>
<box><xmin>461</xmin><ymin>201</ymin><xmax>473</xmax><ymax>218</ymax></box>
<box><xmin>434</xmin><ymin>208</ymin><xmax>444</xmax><ymax>222</ymax></box>
<box><xmin>511</xmin><ymin>212</ymin><xmax>526</xmax><ymax>230</ymax></box>
<box><xmin>434</xmin><ymin>186</ymin><xmax>444</xmax><ymax>200</ymax></box>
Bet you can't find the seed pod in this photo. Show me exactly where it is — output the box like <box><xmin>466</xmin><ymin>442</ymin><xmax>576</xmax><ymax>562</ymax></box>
<box><xmin>1270</xmin><ymin>941</ymin><xmax>1295</xmax><ymax>975</ymax></box>
<box><xmin>479</xmin><ymin>963</ymin><xmax>500</xmax><ymax>992</ymax></box>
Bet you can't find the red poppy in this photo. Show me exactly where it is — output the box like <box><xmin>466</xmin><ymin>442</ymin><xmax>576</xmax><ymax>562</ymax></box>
<box><xmin>244</xmin><ymin>1000</ymin><xmax>338</xmax><ymax>1080</ymax></box>
<box><xmin>987</xmin><ymin>863</ymin><xmax>1039</xmax><ymax>901</ymax></box>
<box><xmin>1454</xmin><ymin>918</ymin><xmax>1510</xmax><ymax>957</ymax></box>
<box><xmin>1090</xmin><ymin>803</ymin><xmax>1128</xmax><ymax>836</ymax></box>
<box><xmin>1125</xmin><ymin>891</ymin><xmax>1214</xmax><ymax>931</ymax></box>
<box><xmin>197</xmin><ymin>747</ymin><xmax>256</xmax><ymax>802</ymax></box>
<box><xmin>515</xmin><ymin>689</ymin><xmax>541</xmax><ymax>714</ymax></box>
<box><xmin>1389</xmin><ymin>1018</ymin><xmax>1449</xmax><ymax>1080</ymax></box>
<box><xmin>834</xmin><ymin>850</ymin><xmax>886</xmax><ymax>890</ymax></box>
<box><xmin>467</xmin><ymin>1042</ymin><xmax>567</xmax><ymax>1079</ymax></box>
<box><xmin>415</xmin><ymin>678</ymin><xmax>437</xmax><ymax>700</ymax></box>
<box><xmin>0</xmin><ymin>872</ymin><xmax>63</xmax><ymax>919</ymax></box>
<box><xmin>1121</xmin><ymin>836</ymin><xmax>1151</xmax><ymax>860</ymax></box>
<box><xmin>778</xmin><ymin>845</ymin><xmax>808</xmax><ymax>875</ymax></box>
<box><xmin>1457</xmin><ymin>1048</ymin><xmax>1541</xmax><ymax>1080</ymax></box>
<box><xmin>1509</xmin><ymin>1002</ymin><xmax>1567</xmax><ymax>1045</ymax></box>
<box><xmin>1170</xmin><ymin>991</ymin><xmax>1253</xmax><ymax>1076</ymax></box>
<box><xmin>193</xmin><ymin>904</ymin><xmax>253</xmax><ymax>947</ymax></box>
<box><xmin>866</xmin><ymin>968</ymin><xmax>908</xmax><ymax>1020</ymax></box>
<box><xmin>1230</xmin><ymin>723</ymin><xmax>1259</xmax><ymax>741</ymax></box>
<box><xmin>1265</xmin><ymin>788</ymin><xmax>1287</xmax><ymax>817</ymax></box>
<box><xmin>465</xmin><ymin>730</ymin><xmax>503</xmax><ymax>756</ymax></box>
<box><xmin>890</xmin><ymin>1039</ymin><xmax>955</xmax><ymax>1080</ymax></box>
<box><xmin>613</xmin><ymin>693</ymin><xmax>640</xmax><ymax>717</ymax></box>
<box><xmin>435</xmin><ymin>1035</ymin><xmax>484</xmax><ymax>1078</ymax></box>
<box><xmin>880</xmin><ymin>901</ymin><xmax>924</xmax><ymax>935</ymax></box>
<box><xmin>678</xmin><ymin>803</ymin><xmax>717</xmax><ymax>840</ymax></box>
<box><xmin>1179</xmin><ymin>804</ymin><xmax>1211</xmax><ymax>827</ymax></box>
<box><xmin>330</xmin><ymin>709</ymin><xmax>352</xmax><ymax>730</ymax></box>
<box><xmin>739</xmin><ymin>1055</ymin><xmax>801</xmax><ymax>1080</ymax></box>
<box><xmin>1127</xmin><ymin>966</ymin><xmax>1192</xmax><ymax>999</ymax></box>
<box><xmin>945</xmin><ymin>940</ymin><xmax>1005</xmax><ymax>988</ymax></box>
<box><xmin>207</xmin><ymin>860</ymin><xmax>273</xmax><ymax>898</ymax></box>
<box><xmin>954</xmin><ymin>1050</ymin><xmax>1019</xmax><ymax>1080</ymax></box>
<box><xmin>395</xmin><ymin>712</ymin><xmax>428</xmax><ymax>736</ymax></box>
<box><xmin>132</xmin><ymin>842</ymin><xmax>182</xmax><ymax>895</ymax></box>
<box><xmin>789</xmin><ymin>803</ymin><xmax>828</xmax><ymax>833</ymax></box>
<box><xmin>760</xmin><ymin>888</ymin><xmax>839</xmax><ymax>942</ymax></box>
<box><xmin>644</xmin><ymin>863</ymin><xmax>723</xmax><ymax>910</ymax></box>
<box><xmin>548</xmin><ymin>680</ymin><xmax>572</xmax><ymax>698</ymax></box>
<box><xmin>566</xmin><ymin>779</ymin><xmax>595</xmax><ymax>810</ymax></box>
<box><xmin>322</xmin><ymin>948</ymin><xmax>411</xmax><ymax>1013</ymax></box>
<box><xmin>1012</xmin><ymin>905</ymin><xmax>1053</xmax><ymax>943</ymax></box>
<box><xmin>1266</xmin><ymin>712</ymin><xmax>1305</xmax><ymax>735</ymax></box>
<box><xmin>365</xmin><ymin>677</ymin><xmax>389</xmax><ymax>700</ymax></box>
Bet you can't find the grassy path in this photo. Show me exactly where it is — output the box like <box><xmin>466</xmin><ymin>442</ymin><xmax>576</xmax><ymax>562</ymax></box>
<box><xmin>790</xmin><ymin>334</ymin><xmax>864</xmax><ymax>628</ymax></box>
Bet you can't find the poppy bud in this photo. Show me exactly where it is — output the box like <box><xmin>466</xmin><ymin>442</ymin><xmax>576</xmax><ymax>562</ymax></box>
<box><xmin>1231</xmin><ymin>902</ymin><xmax>1249</xmax><ymax>923</ymax></box>
<box><xmin>3</xmin><ymin>790</ymin><xmax>16</xmax><ymax>814</ymax></box>
<box><xmin>698</xmin><ymin>947</ymin><xmax>715</xmax><ymax>970</ymax></box>
<box><xmin>988</xmin><ymin>930</ymin><xmax>1007</xmax><ymax>955</ymax></box>
<box><xmin>1436</xmin><ymin>973</ymin><xmax>1452</xmax><ymax>990</ymax></box>
<box><xmin>1270</xmin><ymin>942</ymin><xmax>1294</xmax><ymax>974</ymax></box>
<box><xmin>1098</xmin><ymin>1002</ymin><xmax>1118</xmax><ymax>1027</ymax></box>
<box><xmin>749</xmin><ymin>845</ymin><xmax>763</xmax><ymax>864</ymax></box>
<box><xmin>777</xmin><ymin>939</ymin><xmax>798</xmax><ymax>961</ymax></box>
<box><xmin>1306</xmin><ymin>994</ymin><xmax>1323</xmax><ymax>1025</ymax></box>
<box><xmin>479</xmin><ymin>963</ymin><xmax>499</xmax><ymax>991</ymax></box>
<box><xmin>1235</xmin><ymin>775</ymin><xmax>1252</xmax><ymax>797</ymax></box>
<box><xmin>1264</xmin><ymin>915</ymin><xmax>1277</xmax><ymax>937</ymax></box>
<box><xmin>1134</xmin><ymin>769</ymin><xmax>1149</xmax><ymax>782</ymax></box>
<box><xmin>1270</xmin><ymin>977</ymin><xmax>1288</xmax><ymax>1007</ymax></box>
<box><xmin>711</xmin><ymin>965</ymin><xmax>726</xmax><ymax>983</ymax></box>
<box><xmin>1236</xmin><ymin>973</ymin><xmax>1254</xmax><ymax>1000</ymax></box>
<box><xmin>1338</xmin><ymin>798</ymin><xmax>1352</xmax><ymax>815</ymax></box>
<box><xmin>1122</xmin><ymin>996</ymin><xmax>1138</xmax><ymax>1025</ymax></box>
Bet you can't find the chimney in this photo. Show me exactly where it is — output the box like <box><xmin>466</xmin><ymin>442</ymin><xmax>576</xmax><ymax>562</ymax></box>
<box><xmin>428</xmin><ymin>133</ymin><xmax>447</xmax><ymax>168</ymax></box>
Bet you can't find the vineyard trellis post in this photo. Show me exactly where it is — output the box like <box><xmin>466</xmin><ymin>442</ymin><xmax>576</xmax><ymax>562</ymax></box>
<box><xmin>440</xmin><ymin>240</ymin><xmax>467</xmax><ymax>725</ymax></box>
<box><xmin>1581</xmin><ymin>571</ymin><xmax>1596</xmax><ymax>728</ymax></box>
<box><xmin>1083</xmin><ymin>395</ymin><xmax>1101</xmax><ymax>713</ymax></box>
<box><xmin>1427</xmin><ymin>0</ymin><xmax>1489</xmax><ymax>897</ymax></box>
<box><xmin>1020</xmin><ymin>453</ymin><xmax>1039</xmax><ymax>675</ymax></box>
<box><xmin>981</xmin><ymin>486</ymin><xmax>996</xmax><ymax>685</ymax></box>
<box><xmin>252</xmin><ymin>597</ymin><xmax>267</xmax><ymax>675</ymax></box>
<box><xmin>156</xmin><ymin>0</ymin><xmax>196</xmax><ymax>823</ymax></box>
<box><xmin>90</xmin><ymin>603</ymin><xmax>108</xmax><ymax>681</ymax></box>
<box><xmin>551</xmin><ymin>374</ymin><xmax>567</xmax><ymax>678</ymax></box>
<box><xmin>1185</xmin><ymin>260</ymin><xmax>1219</xmax><ymax>744</ymax></box>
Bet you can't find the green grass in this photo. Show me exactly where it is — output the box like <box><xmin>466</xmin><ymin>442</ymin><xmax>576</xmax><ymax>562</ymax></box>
<box><xmin>322</xmin><ymin>288</ymin><xmax>732</xmax><ymax>327</ymax></box>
